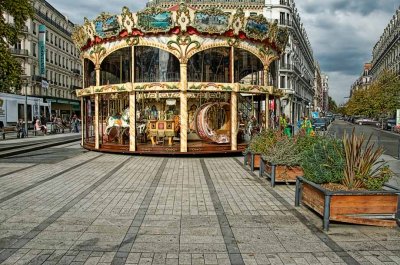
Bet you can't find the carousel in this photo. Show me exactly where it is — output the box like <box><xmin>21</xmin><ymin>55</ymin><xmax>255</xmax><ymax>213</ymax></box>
<box><xmin>72</xmin><ymin>2</ymin><xmax>288</xmax><ymax>154</ymax></box>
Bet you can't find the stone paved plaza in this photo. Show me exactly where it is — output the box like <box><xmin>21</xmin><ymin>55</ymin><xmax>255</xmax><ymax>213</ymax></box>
<box><xmin>0</xmin><ymin>143</ymin><xmax>399</xmax><ymax>264</ymax></box>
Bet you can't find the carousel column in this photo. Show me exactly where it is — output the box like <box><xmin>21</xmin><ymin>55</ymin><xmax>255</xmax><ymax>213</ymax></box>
<box><xmin>231</xmin><ymin>91</ymin><xmax>238</xmax><ymax>151</ymax></box>
<box><xmin>230</xmin><ymin>47</ymin><xmax>237</xmax><ymax>151</ymax></box>
<box><xmin>129</xmin><ymin>92</ymin><xmax>136</xmax><ymax>152</ymax></box>
<box><xmin>94</xmin><ymin>65</ymin><xmax>100</xmax><ymax>149</ymax></box>
<box><xmin>129</xmin><ymin>46</ymin><xmax>136</xmax><ymax>152</ymax></box>
<box><xmin>264</xmin><ymin>67</ymin><xmax>269</xmax><ymax>129</ymax></box>
<box><xmin>180</xmin><ymin>63</ymin><xmax>188</xmax><ymax>153</ymax></box>
<box><xmin>80</xmin><ymin>97</ymin><xmax>84</xmax><ymax>146</ymax></box>
<box><xmin>81</xmin><ymin>58</ymin><xmax>85</xmax><ymax>146</ymax></box>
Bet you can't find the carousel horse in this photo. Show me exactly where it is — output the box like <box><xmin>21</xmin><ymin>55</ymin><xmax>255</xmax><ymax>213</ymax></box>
<box><xmin>104</xmin><ymin>108</ymin><xmax>130</xmax><ymax>143</ymax></box>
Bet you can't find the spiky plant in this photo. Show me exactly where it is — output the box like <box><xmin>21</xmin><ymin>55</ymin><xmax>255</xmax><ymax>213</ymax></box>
<box><xmin>342</xmin><ymin>129</ymin><xmax>390</xmax><ymax>190</ymax></box>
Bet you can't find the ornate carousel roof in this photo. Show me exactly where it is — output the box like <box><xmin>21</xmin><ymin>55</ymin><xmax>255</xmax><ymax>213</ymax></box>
<box><xmin>71</xmin><ymin>3</ymin><xmax>288</xmax><ymax>56</ymax></box>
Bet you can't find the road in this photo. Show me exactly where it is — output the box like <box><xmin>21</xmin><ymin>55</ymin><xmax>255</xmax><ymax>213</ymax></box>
<box><xmin>328</xmin><ymin>119</ymin><xmax>400</xmax><ymax>158</ymax></box>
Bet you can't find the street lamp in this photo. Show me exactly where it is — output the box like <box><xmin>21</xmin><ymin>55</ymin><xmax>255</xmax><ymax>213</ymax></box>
<box><xmin>23</xmin><ymin>77</ymin><xmax>30</xmax><ymax>138</ymax></box>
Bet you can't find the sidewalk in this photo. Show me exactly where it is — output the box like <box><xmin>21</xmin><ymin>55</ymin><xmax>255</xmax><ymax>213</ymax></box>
<box><xmin>0</xmin><ymin>131</ymin><xmax>81</xmax><ymax>145</ymax></box>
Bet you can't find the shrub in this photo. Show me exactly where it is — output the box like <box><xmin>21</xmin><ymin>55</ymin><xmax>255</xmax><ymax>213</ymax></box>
<box><xmin>246</xmin><ymin>129</ymin><xmax>277</xmax><ymax>154</ymax></box>
<box><xmin>300</xmin><ymin>137</ymin><xmax>345</xmax><ymax>184</ymax></box>
<box><xmin>262</xmin><ymin>135</ymin><xmax>299</xmax><ymax>166</ymax></box>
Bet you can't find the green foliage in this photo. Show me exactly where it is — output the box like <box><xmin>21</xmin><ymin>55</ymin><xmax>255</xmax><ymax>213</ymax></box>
<box><xmin>247</xmin><ymin>129</ymin><xmax>277</xmax><ymax>154</ymax></box>
<box><xmin>301</xmin><ymin>137</ymin><xmax>345</xmax><ymax>184</ymax></box>
<box><xmin>0</xmin><ymin>0</ymin><xmax>34</xmax><ymax>92</ymax></box>
<box><xmin>328</xmin><ymin>96</ymin><xmax>337</xmax><ymax>113</ymax></box>
<box><xmin>342</xmin><ymin>129</ymin><xmax>392</xmax><ymax>190</ymax></box>
<box><xmin>345</xmin><ymin>71</ymin><xmax>400</xmax><ymax>118</ymax></box>
<box><xmin>261</xmin><ymin>135</ymin><xmax>299</xmax><ymax>166</ymax></box>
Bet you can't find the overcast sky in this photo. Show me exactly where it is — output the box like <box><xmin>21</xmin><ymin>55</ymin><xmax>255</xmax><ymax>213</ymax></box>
<box><xmin>49</xmin><ymin>0</ymin><xmax>399</xmax><ymax>104</ymax></box>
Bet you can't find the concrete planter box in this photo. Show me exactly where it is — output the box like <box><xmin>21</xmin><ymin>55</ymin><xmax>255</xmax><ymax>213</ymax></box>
<box><xmin>243</xmin><ymin>151</ymin><xmax>261</xmax><ymax>171</ymax></box>
<box><xmin>259</xmin><ymin>158</ymin><xmax>303</xmax><ymax>187</ymax></box>
<box><xmin>295</xmin><ymin>176</ymin><xmax>400</xmax><ymax>231</ymax></box>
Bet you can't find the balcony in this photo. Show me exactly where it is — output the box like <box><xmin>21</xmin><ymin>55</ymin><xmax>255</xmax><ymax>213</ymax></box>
<box><xmin>9</xmin><ymin>23</ymin><xmax>28</xmax><ymax>33</ymax></box>
<box><xmin>279</xmin><ymin>20</ymin><xmax>292</xmax><ymax>27</ymax></box>
<box><xmin>9</xmin><ymin>48</ymin><xmax>29</xmax><ymax>57</ymax></box>
<box><xmin>280</xmin><ymin>63</ymin><xmax>293</xmax><ymax>71</ymax></box>
<box><xmin>35</xmin><ymin>10</ymin><xmax>71</xmax><ymax>36</ymax></box>
<box><xmin>70</xmin><ymin>85</ymin><xmax>82</xmax><ymax>90</ymax></box>
<box><xmin>72</xmin><ymin>68</ymin><xmax>81</xmax><ymax>75</ymax></box>
<box><xmin>32</xmin><ymin>75</ymin><xmax>43</xmax><ymax>82</ymax></box>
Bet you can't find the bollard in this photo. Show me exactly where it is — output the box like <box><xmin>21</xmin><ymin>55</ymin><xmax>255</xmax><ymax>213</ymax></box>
<box><xmin>377</xmin><ymin>135</ymin><xmax>381</xmax><ymax>147</ymax></box>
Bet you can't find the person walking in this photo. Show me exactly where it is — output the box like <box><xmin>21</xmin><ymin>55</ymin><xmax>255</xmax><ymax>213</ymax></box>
<box><xmin>302</xmin><ymin>116</ymin><xmax>313</xmax><ymax>136</ymax></box>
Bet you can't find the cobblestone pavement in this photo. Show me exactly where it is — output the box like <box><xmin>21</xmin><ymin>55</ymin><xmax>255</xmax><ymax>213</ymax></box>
<box><xmin>0</xmin><ymin>144</ymin><xmax>399</xmax><ymax>264</ymax></box>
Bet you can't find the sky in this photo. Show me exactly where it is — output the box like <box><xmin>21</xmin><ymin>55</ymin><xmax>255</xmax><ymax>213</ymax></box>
<box><xmin>49</xmin><ymin>0</ymin><xmax>399</xmax><ymax>104</ymax></box>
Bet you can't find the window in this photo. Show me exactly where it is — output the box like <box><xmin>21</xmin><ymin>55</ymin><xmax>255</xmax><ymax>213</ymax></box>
<box><xmin>63</xmin><ymin>41</ymin><xmax>65</xmax><ymax>50</ymax></box>
<box><xmin>58</xmin><ymin>39</ymin><xmax>61</xmax><ymax>48</ymax></box>
<box><xmin>54</xmin><ymin>36</ymin><xmax>57</xmax><ymax>45</ymax></box>
<box><xmin>50</xmin><ymin>51</ymin><xmax>53</xmax><ymax>63</ymax></box>
<box><xmin>46</xmin><ymin>50</ymin><xmax>49</xmax><ymax>62</ymax></box>
<box><xmin>46</xmin><ymin>30</ymin><xmax>48</xmax><ymax>41</ymax></box>
<box><xmin>32</xmin><ymin>65</ymin><xmax>36</xmax><ymax>76</ymax></box>
<box><xmin>50</xmin><ymin>33</ymin><xmax>53</xmax><ymax>44</ymax></box>
<box><xmin>280</xmin><ymin>12</ymin><xmax>286</xmax><ymax>25</ymax></box>
<box><xmin>32</xmin><ymin>43</ymin><xmax>37</xmax><ymax>57</ymax></box>
<box><xmin>33</xmin><ymin>22</ymin><xmax>37</xmax><ymax>34</ymax></box>
<box><xmin>58</xmin><ymin>55</ymin><xmax>61</xmax><ymax>66</ymax></box>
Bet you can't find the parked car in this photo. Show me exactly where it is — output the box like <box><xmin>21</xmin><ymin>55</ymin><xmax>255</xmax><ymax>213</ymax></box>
<box><xmin>382</xmin><ymin>118</ymin><xmax>396</xmax><ymax>130</ymax></box>
<box><xmin>312</xmin><ymin>118</ymin><xmax>327</xmax><ymax>131</ymax></box>
<box><xmin>355</xmin><ymin>117</ymin><xmax>380</xmax><ymax>126</ymax></box>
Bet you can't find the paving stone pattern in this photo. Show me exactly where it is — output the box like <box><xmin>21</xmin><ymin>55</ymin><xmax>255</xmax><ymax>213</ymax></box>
<box><xmin>0</xmin><ymin>149</ymin><xmax>399</xmax><ymax>264</ymax></box>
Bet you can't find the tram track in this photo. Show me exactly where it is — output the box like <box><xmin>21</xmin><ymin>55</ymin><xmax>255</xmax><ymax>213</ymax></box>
<box><xmin>0</xmin><ymin>135</ymin><xmax>81</xmax><ymax>158</ymax></box>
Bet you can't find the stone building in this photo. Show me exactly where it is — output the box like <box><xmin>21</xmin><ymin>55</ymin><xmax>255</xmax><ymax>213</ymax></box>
<box><xmin>4</xmin><ymin>0</ymin><xmax>82</xmax><ymax>120</ymax></box>
<box><xmin>370</xmin><ymin>6</ymin><xmax>400</xmax><ymax>79</ymax></box>
<box><xmin>350</xmin><ymin>63</ymin><xmax>372</xmax><ymax>97</ymax></box>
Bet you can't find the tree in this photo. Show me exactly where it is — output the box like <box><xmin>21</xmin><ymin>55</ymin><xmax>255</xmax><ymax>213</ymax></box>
<box><xmin>345</xmin><ymin>71</ymin><xmax>400</xmax><ymax>118</ymax></box>
<box><xmin>369</xmin><ymin>71</ymin><xmax>400</xmax><ymax>118</ymax></box>
<box><xmin>0</xmin><ymin>0</ymin><xmax>33</xmax><ymax>93</ymax></box>
<box><xmin>328</xmin><ymin>96</ymin><xmax>337</xmax><ymax>113</ymax></box>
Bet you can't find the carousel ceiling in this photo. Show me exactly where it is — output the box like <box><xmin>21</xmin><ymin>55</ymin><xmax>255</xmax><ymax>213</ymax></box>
<box><xmin>72</xmin><ymin>3</ymin><xmax>289</xmax><ymax>55</ymax></box>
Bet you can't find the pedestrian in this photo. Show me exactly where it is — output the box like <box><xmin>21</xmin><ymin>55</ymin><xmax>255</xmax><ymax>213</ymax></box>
<box><xmin>16</xmin><ymin>119</ymin><xmax>26</xmax><ymax>138</ymax></box>
<box><xmin>71</xmin><ymin>114</ymin><xmax>80</xmax><ymax>133</ymax></box>
<box><xmin>302</xmin><ymin>116</ymin><xmax>313</xmax><ymax>136</ymax></box>
<box><xmin>279</xmin><ymin>113</ymin><xmax>287</xmax><ymax>131</ymax></box>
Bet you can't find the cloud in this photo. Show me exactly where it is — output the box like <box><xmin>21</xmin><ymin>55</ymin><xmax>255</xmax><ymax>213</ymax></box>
<box><xmin>296</xmin><ymin>0</ymin><xmax>398</xmax><ymax>103</ymax></box>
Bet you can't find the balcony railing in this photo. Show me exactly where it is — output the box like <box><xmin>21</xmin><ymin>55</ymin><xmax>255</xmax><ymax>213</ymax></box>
<box><xmin>280</xmin><ymin>63</ymin><xmax>293</xmax><ymax>70</ymax></box>
<box><xmin>35</xmin><ymin>10</ymin><xmax>72</xmax><ymax>36</ymax></box>
<box><xmin>70</xmin><ymin>85</ymin><xmax>82</xmax><ymax>90</ymax></box>
<box><xmin>9</xmin><ymin>48</ymin><xmax>29</xmax><ymax>56</ymax></box>
<box><xmin>72</xmin><ymin>68</ymin><xmax>81</xmax><ymax>75</ymax></box>
<box><xmin>279</xmin><ymin>20</ymin><xmax>292</xmax><ymax>27</ymax></box>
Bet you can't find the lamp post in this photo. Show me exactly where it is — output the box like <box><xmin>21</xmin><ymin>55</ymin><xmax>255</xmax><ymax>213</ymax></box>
<box><xmin>23</xmin><ymin>77</ymin><xmax>30</xmax><ymax>138</ymax></box>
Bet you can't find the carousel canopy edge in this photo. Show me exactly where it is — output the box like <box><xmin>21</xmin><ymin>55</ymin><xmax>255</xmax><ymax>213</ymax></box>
<box><xmin>72</xmin><ymin>4</ymin><xmax>289</xmax><ymax>53</ymax></box>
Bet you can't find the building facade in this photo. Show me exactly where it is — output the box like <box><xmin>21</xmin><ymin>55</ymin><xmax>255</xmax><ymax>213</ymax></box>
<box><xmin>263</xmin><ymin>0</ymin><xmax>316</xmax><ymax>122</ymax></box>
<box><xmin>314</xmin><ymin>62</ymin><xmax>323</xmax><ymax>112</ymax></box>
<box><xmin>321</xmin><ymin>73</ymin><xmax>329</xmax><ymax>113</ymax></box>
<box><xmin>370</xmin><ymin>6</ymin><xmax>400</xmax><ymax>79</ymax></box>
<box><xmin>4</xmin><ymin>0</ymin><xmax>82</xmax><ymax>122</ymax></box>
<box><xmin>350</xmin><ymin>63</ymin><xmax>372</xmax><ymax>97</ymax></box>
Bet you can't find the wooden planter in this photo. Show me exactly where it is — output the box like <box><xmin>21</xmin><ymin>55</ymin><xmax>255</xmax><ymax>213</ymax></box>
<box><xmin>259</xmin><ymin>158</ymin><xmax>303</xmax><ymax>187</ymax></box>
<box><xmin>243</xmin><ymin>151</ymin><xmax>261</xmax><ymax>171</ymax></box>
<box><xmin>295</xmin><ymin>177</ymin><xmax>400</xmax><ymax>230</ymax></box>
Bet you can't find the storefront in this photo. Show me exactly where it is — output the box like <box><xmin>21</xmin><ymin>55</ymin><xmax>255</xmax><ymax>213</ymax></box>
<box><xmin>72</xmin><ymin>4</ymin><xmax>288</xmax><ymax>154</ymax></box>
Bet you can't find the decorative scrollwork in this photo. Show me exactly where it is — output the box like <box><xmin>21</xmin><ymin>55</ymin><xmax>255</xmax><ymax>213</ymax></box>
<box><xmin>83</xmin><ymin>17</ymin><xmax>95</xmax><ymax>42</ymax></box>
<box><xmin>126</xmin><ymin>36</ymin><xmax>140</xmax><ymax>46</ymax></box>
<box><xmin>120</xmin><ymin>6</ymin><xmax>135</xmax><ymax>33</ymax></box>
<box><xmin>167</xmin><ymin>35</ymin><xmax>200</xmax><ymax>63</ymax></box>
<box><xmin>72</xmin><ymin>25</ymin><xmax>88</xmax><ymax>49</ymax></box>
<box><xmin>275</xmin><ymin>28</ymin><xmax>289</xmax><ymax>50</ymax></box>
<box><xmin>231</xmin><ymin>9</ymin><xmax>245</xmax><ymax>35</ymax></box>
<box><xmin>176</xmin><ymin>2</ymin><xmax>191</xmax><ymax>33</ymax></box>
<box><xmin>89</xmin><ymin>45</ymin><xmax>107</xmax><ymax>66</ymax></box>
<box><xmin>227</xmin><ymin>38</ymin><xmax>239</xmax><ymax>47</ymax></box>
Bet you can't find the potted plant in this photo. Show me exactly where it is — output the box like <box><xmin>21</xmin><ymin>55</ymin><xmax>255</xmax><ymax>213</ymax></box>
<box><xmin>244</xmin><ymin>129</ymin><xmax>276</xmax><ymax>171</ymax></box>
<box><xmin>295</xmin><ymin>130</ymin><xmax>400</xmax><ymax>230</ymax></box>
<box><xmin>259</xmin><ymin>133</ymin><xmax>316</xmax><ymax>186</ymax></box>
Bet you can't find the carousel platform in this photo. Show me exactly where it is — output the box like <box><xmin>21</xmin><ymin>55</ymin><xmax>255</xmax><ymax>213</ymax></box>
<box><xmin>82</xmin><ymin>141</ymin><xmax>247</xmax><ymax>156</ymax></box>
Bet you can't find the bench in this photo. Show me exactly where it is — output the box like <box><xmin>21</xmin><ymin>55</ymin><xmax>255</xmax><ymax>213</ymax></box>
<box><xmin>0</xmin><ymin>127</ymin><xmax>16</xmax><ymax>140</ymax></box>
